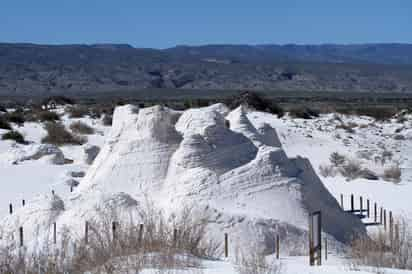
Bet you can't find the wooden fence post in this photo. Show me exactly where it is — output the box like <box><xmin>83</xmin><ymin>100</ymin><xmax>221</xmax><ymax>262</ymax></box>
<box><xmin>112</xmin><ymin>221</ymin><xmax>117</xmax><ymax>240</ymax></box>
<box><xmin>9</xmin><ymin>203</ymin><xmax>13</xmax><ymax>215</ymax></box>
<box><xmin>173</xmin><ymin>228</ymin><xmax>178</xmax><ymax>248</ymax></box>
<box><xmin>53</xmin><ymin>222</ymin><xmax>57</xmax><ymax>244</ymax></box>
<box><xmin>394</xmin><ymin>223</ymin><xmax>400</xmax><ymax>253</ymax></box>
<box><xmin>85</xmin><ymin>221</ymin><xmax>89</xmax><ymax>244</ymax></box>
<box><xmin>276</xmin><ymin>235</ymin><xmax>280</xmax><ymax>259</ymax></box>
<box><xmin>325</xmin><ymin>238</ymin><xmax>328</xmax><ymax>261</ymax></box>
<box><xmin>360</xmin><ymin>196</ymin><xmax>363</xmax><ymax>214</ymax></box>
<box><xmin>384</xmin><ymin>210</ymin><xmax>387</xmax><ymax>231</ymax></box>
<box><xmin>224</xmin><ymin>233</ymin><xmax>229</xmax><ymax>258</ymax></box>
<box><xmin>340</xmin><ymin>194</ymin><xmax>344</xmax><ymax>209</ymax></box>
<box><xmin>367</xmin><ymin>199</ymin><xmax>370</xmax><ymax>218</ymax></box>
<box><xmin>138</xmin><ymin>224</ymin><xmax>144</xmax><ymax>245</ymax></box>
<box><xmin>19</xmin><ymin>227</ymin><xmax>23</xmax><ymax>247</ymax></box>
<box><xmin>22</xmin><ymin>200</ymin><xmax>25</xmax><ymax>207</ymax></box>
<box><xmin>351</xmin><ymin>194</ymin><xmax>354</xmax><ymax>212</ymax></box>
<box><xmin>380</xmin><ymin>207</ymin><xmax>383</xmax><ymax>224</ymax></box>
<box><xmin>374</xmin><ymin>203</ymin><xmax>377</xmax><ymax>223</ymax></box>
<box><xmin>389</xmin><ymin>212</ymin><xmax>393</xmax><ymax>247</ymax></box>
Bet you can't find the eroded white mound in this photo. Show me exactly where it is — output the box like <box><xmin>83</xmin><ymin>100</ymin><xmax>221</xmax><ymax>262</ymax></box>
<box><xmin>0</xmin><ymin>104</ymin><xmax>365</xmax><ymax>254</ymax></box>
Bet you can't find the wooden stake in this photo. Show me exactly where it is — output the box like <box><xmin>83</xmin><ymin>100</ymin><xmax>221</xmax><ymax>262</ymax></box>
<box><xmin>380</xmin><ymin>207</ymin><xmax>383</xmax><ymax>224</ymax></box>
<box><xmin>340</xmin><ymin>194</ymin><xmax>344</xmax><ymax>209</ymax></box>
<box><xmin>384</xmin><ymin>210</ymin><xmax>387</xmax><ymax>231</ymax></box>
<box><xmin>325</xmin><ymin>238</ymin><xmax>328</xmax><ymax>261</ymax></box>
<box><xmin>112</xmin><ymin>221</ymin><xmax>117</xmax><ymax>240</ymax></box>
<box><xmin>138</xmin><ymin>224</ymin><xmax>144</xmax><ymax>245</ymax></box>
<box><xmin>9</xmin><ymin>203</ymin><xmax>13</xmax><ymax>215</ymax></box>
<box><xmin>389</xmin><ymin>212</ymin><xmax>393</xmax><ymax>247</ymax></box>
<box><xmin>19</xmin><ymin>227</ymin><xmax>23</xmax><ymax>247</ymax></box>
<box><xmin>360</xmin><ymin>196</ymin><xmax>363</xmax><ymax>214</ymax></box>
<box><xmin>351</xmin><ymin>194</ymin><xmax>354</xmax><ymax>212</ymax></box>
<box><xmin>53</xmin><ymin>222</ymin><xmax>57</xmax><ymax>244</ymax></box>
<box><xmin>374</xmin><ymin>203</ymin><xmax>377</xmax><ymax>223</ymax></box>
<box><xmin>276</xmin><ymin>235</ymin><xmax>280</xmax><ymax>259</ymax></box>
<box><xmin>85</xmin><ymin>221</ymin><xmax>89</xmax><ymax>244</ymax></box>
<box><xmin>367</xmin><ymin>199</ymin><xmax>370</xmax><ymax>218</ymax></box>
<box><xmin>22</xmin><ymin>200</ymin><xmax>25</xmax><ymax>207</ymax></box>
<box><xmin>224</xmin><ymin>233</ymin><xmax>229</xmax><ymax>258</ymax></box>
<box><xmin>173</xmin><ymin>228</ymin><xmax>178</xmax><ymax>248</ymax></box>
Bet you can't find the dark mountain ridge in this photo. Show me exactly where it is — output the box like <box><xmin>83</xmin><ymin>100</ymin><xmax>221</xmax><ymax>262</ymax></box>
<box><xmin>1</xmin><ymin>43</ymin><xmax>412</xmax><ymax>96</ymax></box>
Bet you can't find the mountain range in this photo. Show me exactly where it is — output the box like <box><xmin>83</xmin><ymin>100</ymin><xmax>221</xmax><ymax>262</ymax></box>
<box><xmin>1</xmin><ymin>43</ymin><xmax>412</xmax><ymax>96</ymax></box>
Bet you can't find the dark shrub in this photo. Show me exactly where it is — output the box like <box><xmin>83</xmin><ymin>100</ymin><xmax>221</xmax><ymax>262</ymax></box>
<box><xmin>337</xmin><ymin>106</ymin><xmax>396</xmax><ymax>121</ymax></box>
<box><xmin>42</xmin><ymin>96</ymin><xmax>76</xmax><ymax>106</ymax></box>
<box><xmin>42</xmin><ymin>122</ymin><xmax>86</xmax><ymax>146</ymax></box>
<box><xmin>0</xmin><ymin>116</ymin><xmax>12</xmax><ymax>130</ymax></box>
<box><xmin>66</xmin><ymin>105</ymin><xmax>90</xmax><ymax>118</ymax></box>
<box><xmin>228</xmin><ymin>91</ymin><xmax>284</xmax><ymax>117</ymax></box>
<box><xmin>102</xmin><ymin>114</ymin><xmax>113</xmax><ymax>126</ymax></box>
<box><xmin>5</xmin><ymin>111</ymin><xmax>25</xmax><ymax>124</ymax></box>
<box><xmin>70</xmin><ymin>121</ymin><xmax>95</xmax><ymax>135</ymax></box>
<box><xmin>289</xmin><ymin>107</ymin><xmax>320</xmax><ymax>119</ymax></box>
<box><xmin>37</xmin><ymin>110</ymin><xmax>60</xmax><ymax>122</ymax></box>
<box><xmin>2</xmin><ymin>131</ymin><xmax>26</xmax><ymax>144</ymax></box>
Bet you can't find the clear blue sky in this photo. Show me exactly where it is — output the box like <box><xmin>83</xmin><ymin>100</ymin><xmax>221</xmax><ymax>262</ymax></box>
<box><xmin>1</xmin><ymin>0</ymin><xmax>411</xmax><ymax>48</ymax></box>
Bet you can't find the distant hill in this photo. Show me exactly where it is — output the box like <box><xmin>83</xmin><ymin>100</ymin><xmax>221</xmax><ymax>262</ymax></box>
<box><xmin>1</xmin><ymin>43</ymin><xmax>412</xmax><ymax>96</ymax></box>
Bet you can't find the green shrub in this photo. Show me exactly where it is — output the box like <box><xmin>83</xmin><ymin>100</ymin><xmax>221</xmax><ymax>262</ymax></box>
<box><xmin>42</xmin><ymin>122</ymin><xmax>86</xmax><ymax>146</ymax></box>
<box><xmin>70</xmin><ymin>121</ymin><xmax>95</xmax><ymax>135</ymax></box>
<box><xmin>2</xmin><ymin>131</ymin><xmax>26</xmax><ymax>144</ymax></box>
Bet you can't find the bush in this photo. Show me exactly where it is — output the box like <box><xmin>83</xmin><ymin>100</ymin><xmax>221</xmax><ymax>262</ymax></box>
<box><xmin>337</xmin><ymin>106</ymin><xmax>396</xmax><ymax>121</ymax></box>
<box><xmin>37</xmin><ymin>110</ymin><xmax>60</xmax><ymax>122</ymax></box>
<box><xmin>0</xmin><ymin>116</ymin><xmax>12</xmax><ymax>130</ymax></box>
<box><xmin>2</xmin><ymin>130</ymin><xmax>26</xmax><ymax>144</ymax></box>
<box><xmin>330</xmin><ymin>152</ymin><xmax>346</xmax><ymax>167</ymax></box>
<box><xmin>319</xmin><ymin>165</ymin><xmax>337</xmax><ymax>178</ymax></box>
<box><xmin>228</xmin><ymin>91</ymin><xmax>284</xmax><ymax>117</ymax></box>
<box><xmin>235</xmin><ymin>246</ymin><xmax>282</xmax><ymax>274</ymax></box>
<box><xmin>42</xmin><ymin>122</ymin><xmax>86</xmax><ymax>146</ymax></box>
<box><xmin>289</xmin><ymin>107</ymin><xmax>319</xmax><ymax>119</ymax></box>
<box><xmin>103</xmin><ymin>114</ymin><xmax>113</xmax><ymax>126</ymax></box>
<box><xmin>66</xmin><ymin>105</ymin><xmax>90</xmax><ymax>118</ymax></box>
<box><xmin>5</xmin><ymin>111</ymin><xmax>25</xmax><ymax>125</ymax></box>
<box><xmin>339</xmin><ymin>159</ymin><xmax>363</xmax><ymax>180</ymax></box>
<box><xmin>70</xmin><ymin>121</ymin><xmax>95</xmax><ymax>135</ymax></box>
<box><xmin>384</xmin><ymin>165</ymin><xmax>402</xmax><ymax>183</ymax></box>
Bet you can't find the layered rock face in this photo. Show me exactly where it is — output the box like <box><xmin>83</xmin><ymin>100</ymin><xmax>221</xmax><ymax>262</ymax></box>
<box><xmin>0</xmin><ymin>104</ymin><xmax>365</xmax><ymax>254</ymax></box>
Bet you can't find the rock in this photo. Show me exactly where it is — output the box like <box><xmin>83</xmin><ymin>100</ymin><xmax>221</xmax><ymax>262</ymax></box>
<box><xmin>393</xmin><ymin>134</ymin><xmax>405</xmax><ymax>140</ymax></box>
<box><xmin>50</xmin><ymin>194</ymin><xmax>65</xmax><ymax>211</ymax></box>
<box><xmin>20</xmin><ymin>144</ymin><xmax>66</xmax><ymax>165</ymax></box>
<box><xmin>65</xmin><ymin>179</ymin><xmax>80</xmax><ymax>187</ymax></box>
<box><xmin>84</xmin><ymin>145</ymin><xmax>101</xmax><ymax>165</ymax></box>
<box><xmin>360</xmin><ymin>169</ymin><xmax>379</xmax><ymax>180</ymax></box>
<box><xmin>68</xmin><ymin>171</ymin><xmax>86</xmax><ymax>178</ymax></box>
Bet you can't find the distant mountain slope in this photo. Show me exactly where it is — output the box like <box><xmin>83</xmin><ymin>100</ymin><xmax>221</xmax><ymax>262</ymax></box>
<box><xmin>1</xmin><ymin>43</ymin><xmax>412</xmax><ymax>95</ymax></box>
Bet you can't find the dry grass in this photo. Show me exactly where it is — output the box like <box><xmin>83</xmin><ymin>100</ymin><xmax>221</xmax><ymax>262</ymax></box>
<box><xmin>349</xmin><ymin>218</ymin><xmax>412</xmax><ymax>272</ymax></box>
<box><xmin>234</xmin><ymin>246</ymin><xmax>282</xmax><ymax>274</ymax></box>
<box><xmin>0</xmin><ymin>204</ymin><xmax>218</xmax><ymax>274</ymax></box>
<box><xmin>383</xmin><ymin>165</ymin><xmax>402</xmax><ymax>183</ymax></box>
